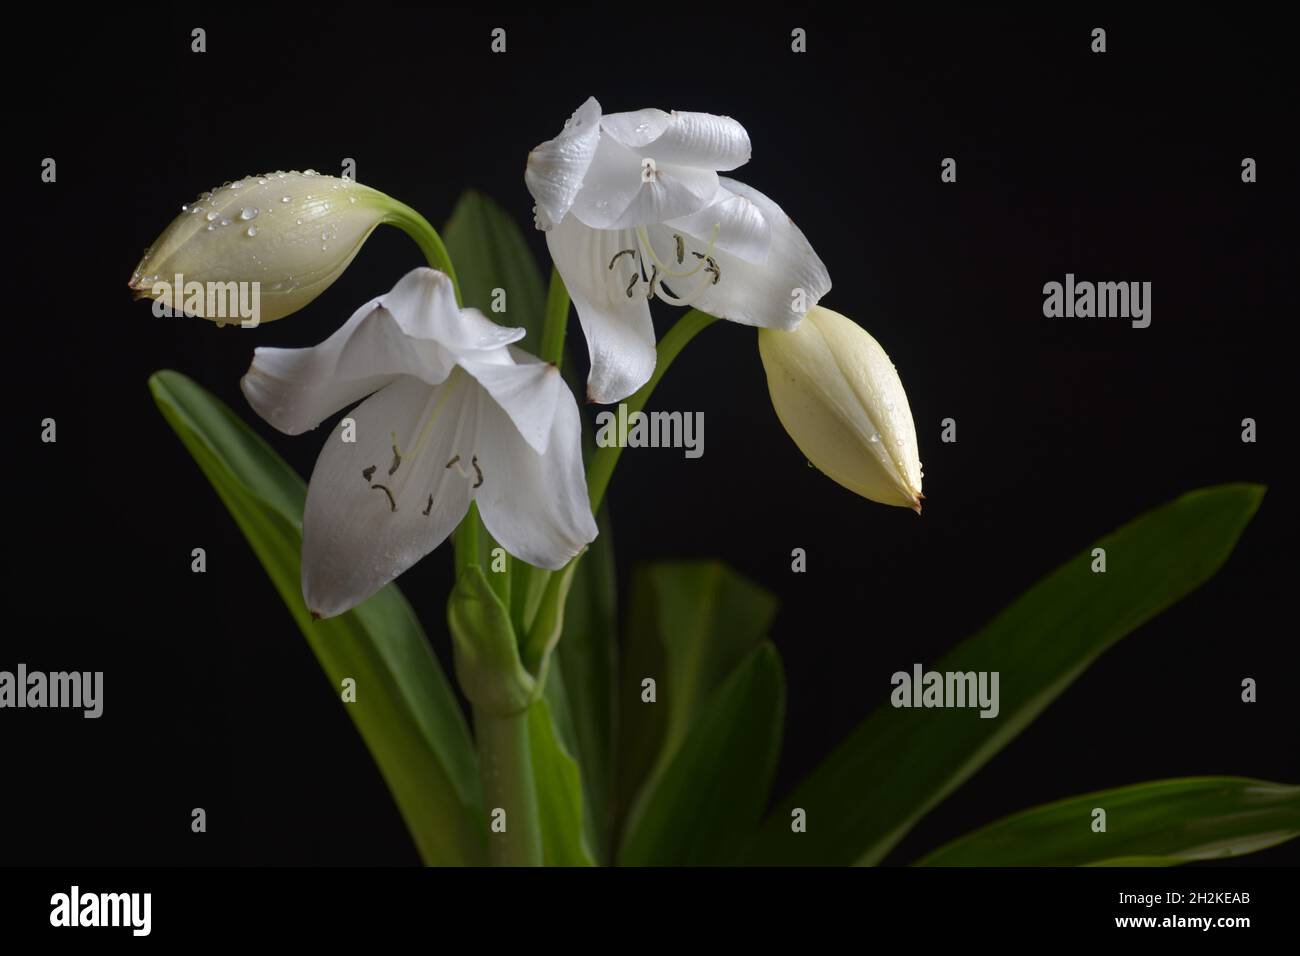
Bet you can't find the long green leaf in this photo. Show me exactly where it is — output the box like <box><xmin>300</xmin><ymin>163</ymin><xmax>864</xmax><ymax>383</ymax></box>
<box><xmin>150</xmin><ymin>370</ymin><xmax>485</xmax><ymax>865</ymax></box>
<box><xmin>750</xmin><ymin>483</ymin><xmax>1266</xmax><ymax>866</ymax></box>
<box><xmin>917</xmin><ymin>777</ymin><xmax>1300</xmax><ymax>866</ymax></box>
<box><xmin>528</xmin><ymin>691</ymin><xmax>597</xmax><ymax>866</ymax></box>
<box><xmin>615</xmin><ymin>561</ymin><xmax>781</xmax><ymax>861</ymax></box>
<box><xmin>555</xmin><ymin>506</ymin><xmax>618</xmax><ymax>861</ymax></box>
<box><xmin>618</xmin><ymin>643</ymin><xmax>785</xmax><ymax>866</ymax></box>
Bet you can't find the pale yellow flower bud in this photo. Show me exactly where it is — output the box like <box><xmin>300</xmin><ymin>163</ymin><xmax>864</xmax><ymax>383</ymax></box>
<box><xmin>759</xmin><ymin>306</ymin><xmax>924</xmax><ymax>511</ymax></box>
<box><xmin>128</xmin><ymin>170</ymin><xmax>392</xmax><ymax>325</ymax></box>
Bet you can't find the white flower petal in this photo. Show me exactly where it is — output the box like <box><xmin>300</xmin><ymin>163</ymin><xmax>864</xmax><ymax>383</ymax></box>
<box><xmin>458</xmin><ymin>349</ymin><xmax>562</xmax><ymax>456</ymax></box>
<box><xmin>475</xmin><ymin>382</ymin><xmax>597</xmax><ymax>570</ymax></box>
<box><xmin>241</xmin><ymin>268</ymin><xmax>525</xmax><ymax>435</ymax></box>
<box><xmin>545</xmin><ymin>214</ymin><xmax>657</xmax><ymax>403</ymax></box>
<box><xmin>525</xmin><ymin>96</ymin><xmax>603</xmax><ymax>230</ymax></box>
<box><xmin>663</xmin><ymin>185</ymin><xmax>772</xmax><ymax>265</ymax></box>
<box><xmin>571</xmin><ymin>134</ymin><xmax>719</xmax><ymax>230</ymax></box>
<box><xmin>243</xmin><ymin>305</ymin><xmax>440</xmax><ymax>436</ymax></box>
<box><xmin>379</xmin><ymin>267</ymin><xmax>524</xmax><ymax>352</ymax></box>
<box><xmin>660</xmin><ymin>177</ymin><xmax>830</xmax><ymax>329</ymax></box>
<box><xmin>301</xmin><ymin>374</ymin><xmax>481</xmax><ymax>618</ymax></box>
<box><xmin>602</xmin><ymin>109</ymin><xmax>751</xmax><ymax>171</ymax></box>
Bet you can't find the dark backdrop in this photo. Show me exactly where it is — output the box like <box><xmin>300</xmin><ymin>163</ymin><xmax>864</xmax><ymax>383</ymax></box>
<box><xmin>5</xmin><ymin>5</ymin><xmax>1296</xmax><ymax>865</ymax></box>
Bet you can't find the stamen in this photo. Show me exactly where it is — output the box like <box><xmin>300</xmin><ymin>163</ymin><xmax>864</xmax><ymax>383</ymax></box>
<box><xmin>371</xmin><ymin>483</ymin><xmax>397</xmax><ymax>512</ymax></box>
<box><xmin>626</xmin><ymin>272</ymin><xmax>640</xmax><ymax>298</ymax></box>
<box><xmin>422</xmin><ymin>494</ymin><xmax>433</xmax><ymax>516</ymax></box>
<box><xmin>635</xmin><ymin>223</ymin><xmax>719</xmax><ymax>280</ymax></box>
<box><xmin>471</xmin><ymin>455</ymin><xmax>484</xmax><ymax>489</ymax></box>
<box><xmin>388</xmin><ymin>432</ymin><xmax>402</xmax><ymax>475</ymax></box>
<box><xmin>646</xmin><ymin>264</ymin><xmax>659</xmax><ymax>299</ymax></box>
<box><xmin>608</xmin><ymin>249</ymin><xmax>636</xmax><ymax>271</ymax></box>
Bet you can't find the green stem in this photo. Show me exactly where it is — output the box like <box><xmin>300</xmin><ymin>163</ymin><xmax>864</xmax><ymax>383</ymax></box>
<box><xmin>586</xmin><ymin>308</ymin><xmax>718</xmax><ymax>511</ymax></box>
<box><xmin>382</xmin><ymin>199</ymin><xmax>463</xmax><ymax>306</ymax></box>
<box><xmin>473</xmin><ymin>705</ymin><xmax>544</xmax><ymax>866</ymax></box>
<box><xmin>540</xmin><ymin>267</ymin><xmax>570</xmax><ymax>368</ymax></box>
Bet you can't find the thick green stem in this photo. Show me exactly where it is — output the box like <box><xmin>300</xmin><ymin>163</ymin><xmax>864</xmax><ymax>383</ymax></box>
<box><xmin>473</xmin><ymin>705</ymin><xmax>544</xmax><ymax>866</ymax></box>
<box><xmin>586</xmin><ymin>308</ymin><xmax>718</xmax><ymax>511</ymax></box>
<box><xmin>540</xmin><ymin>268</ymin><xmax>570</xmax><ymax>368</ymax></box>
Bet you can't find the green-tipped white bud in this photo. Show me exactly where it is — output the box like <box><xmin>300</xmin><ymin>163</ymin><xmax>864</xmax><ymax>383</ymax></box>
<box><xmin>128</xmin><ymin>170</ymin><xmax>395</xmax><ymax>325</ymax></box>
<box><xmin>759</xmin><ymin>306</ymin><xmax>924</xmax><ymax>512</ymax></box>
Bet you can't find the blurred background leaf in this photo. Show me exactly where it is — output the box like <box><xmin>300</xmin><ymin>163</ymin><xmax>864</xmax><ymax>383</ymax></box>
<box><xmin>750</xmin><ymin>483</ymin><xmax>1266</xmax><ymax>866</ymax></box>
<box><xmin>443</xmin><ymin>189</ymin><xmax>547</xmax><ymax>353</ymax></box>
<box><xmin>916</xmin><ymin>777</ymin><xmax>1300</xmax><ymax>866</ymax></box>
<box><xmin>150</xmin><ymin>370</ymin><xmax>486</xmax><ymax>866</ymax></box>
<box><xmin>615</xmin><ymin>561</ymin><xmax>783</xmax><ymax>864</ymax></box>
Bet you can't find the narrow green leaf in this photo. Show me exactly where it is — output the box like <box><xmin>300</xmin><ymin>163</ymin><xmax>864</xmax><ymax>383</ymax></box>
<box><xmin>615</xmin><ymin>561</ymin><xmax>780</xmax><ymax>859</ymax></box>
<box><xmin>555</xmin><ymin>506</ymin><xmax>618</xmax><ymax>861</ymax></box>
<box><xmin>916</xmin><ymin>777</ymin><xmax>1300</xmax><ymax>866</ymax></box>
<box><xmin>442</xmin><ymin>189</ymin><xmax>547</xmax><ymax>353</ymax></box>
<box><xmin>528</xmin><ymin>692</ymin><xmax>597</xmax><ymax>866</ymax></box>
<box><xmin>618</xmin><ymin>643</ymin><xmax>786</xmax><ymax>866</ymax></box>
<box><xmin>750</xmin><ymin>483</ymin><xmax>1266</xmax><ymax>866</ymax></box>
<box><xmin>149</xmin><ymin>370</ymin><xmax>485</xmax><ymax>866</ymax></box>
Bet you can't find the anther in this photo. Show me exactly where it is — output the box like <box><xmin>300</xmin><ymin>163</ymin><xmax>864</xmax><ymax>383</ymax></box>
<box><xmin>471</xmin><ymin>455</ymin><xmax>484</xmax><ymax>489</ymax></box>
<box><xmin>608</xmin><ymin>249</ymin><xmax>636</xmax><ymax>271</ymax></box>
<box><xmin>646</xmin><ymin>264</ymin><xmax>659</xmax><ymax>299</ymax></box>
<box><xmin>626</xmin><ymin>273</ymin><xmax>640</xmax><ymax>298</ymax></box>
<box><xmin>371</xmin><ymin>483</ymin><xmax>397</xmax><ymax>512</ymax></box>
<box><xmin>362</xmin><ymin>465</ymin><xmax>377</xmax><ymax>482</ymax></box>
<box><xmin>422</xmin><ymin>494</ymin><xmax>433</xmax><ymax>516</ymax></box>
<box><xmin>445</xmin><ymin>454</ymin><xmax>461</xmax><ymax>469</ymax></box>
<box><xmin>674</xmin><ymin>234</ymin><xmax>684</xmax><ymax>264</ymax></box>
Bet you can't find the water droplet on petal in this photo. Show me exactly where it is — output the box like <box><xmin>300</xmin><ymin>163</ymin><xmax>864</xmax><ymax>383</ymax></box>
<box><xmin>206</xmin><ymin>211</ymin><xmax>218</xmax><ymax>221</ymax></box>
<box><xmin>246</xmin><ymin>226</ymin><xmax>258</xmax><ymax>237</ymax></box>
<box><xmin>239</xmin><ymin>207</ymin><xmax>259</xmax><ymax>221</ymax></box>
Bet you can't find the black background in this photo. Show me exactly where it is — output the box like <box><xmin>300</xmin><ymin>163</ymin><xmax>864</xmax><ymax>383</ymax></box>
<box><xmin>4</xmin><ymin>5</ymin><xmax>1296</xmax><ymax>866</ymax></box>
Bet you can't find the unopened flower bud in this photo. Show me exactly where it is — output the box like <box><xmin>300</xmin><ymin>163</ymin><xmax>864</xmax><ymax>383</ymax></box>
<box><xmin>759</xmin><ymin>306</ymin><xmax>924</xmax><ymax>511</ymax></box>
<box><xmin>128</xmin><ymin>170</ymin><xmax>393</xmax><ymax>325</ymax></box>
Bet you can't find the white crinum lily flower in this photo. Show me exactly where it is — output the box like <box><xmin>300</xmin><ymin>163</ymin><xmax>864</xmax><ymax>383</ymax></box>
<box><xmin>241</xmin><ymin>267</ymin><xmax>598</xmax><ymax>619</ymax></box>
<box><xmin>526</xmin><ymin>96</ymin><xmax>832</xmax><ymax>404</ymax></box>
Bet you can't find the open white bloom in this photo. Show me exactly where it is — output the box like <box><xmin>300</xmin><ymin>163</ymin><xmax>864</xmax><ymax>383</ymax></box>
<box><xmin>526</xmin><ymin>97</ymin><xmax>831</xmax><ymax>404</ymax></box>
<box><xmin>241</xmin><ymin>267</ymin><xmax>598</xmax><ymax>618</ymax></box>
<box><xmin>129</xmin><ymin>170</ymin><xmax>392</xmax><ymax>324</ymax></box>
<box><xmin>759</xmin><ymin>306</ymin><xmax>924</xmax><ymax>512</ymax></box>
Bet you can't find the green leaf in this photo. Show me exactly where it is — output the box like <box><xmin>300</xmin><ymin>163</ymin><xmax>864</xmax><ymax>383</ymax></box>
<box><xmin>615</xmin><ymin>561</ymin><xmax>781</xmax><ymax>863</ymax></box>
<box><xmin>750</xmin><ymin>483</ymin><xmax>1266</xmax><ymax>866</ymax></box>
<box><xmin>442</xmin><ymin>189</ymin><xmax>547</xmax><ymax>353</ymax></box>
<box><xmin>555</xmin><ymin>506</ymin><xmax>618</xmax><ymax>861</ymax></box>
<box><xmin>618</xmin><ymin>643</ymin><xmax>785</xmax><ymax>866</ymax></box>
<box><xmin>528</xmin><ymin>691</ymin><xmax>597</xmax><ymax>866</ymax></box>
<box><xmin>149</xmin><ymin>370</ymin><xmax>485</xmax><ymax>866</ymax></box>
<box><xmin>916</xmin><ymin>777</ymin><xmax>1300</xmax><ymax>866</ymax></box>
